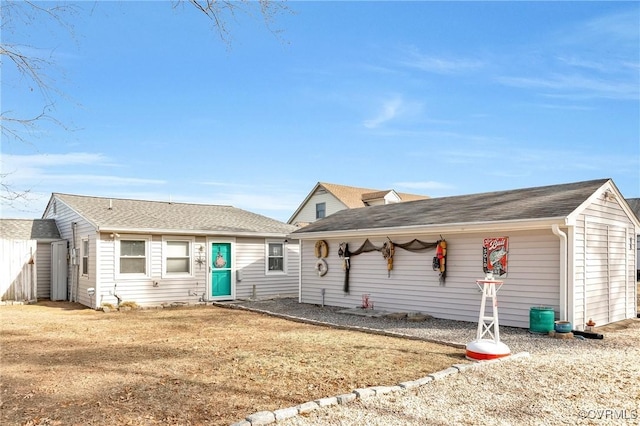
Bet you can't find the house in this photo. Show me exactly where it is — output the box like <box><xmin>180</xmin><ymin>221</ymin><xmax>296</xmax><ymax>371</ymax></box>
<box><xmin>291</xmin><ymin>178</ymin><xmax>639</xmax><ymax>330</ymax></box>
<box><xmin>287</xmin><ymin>182</ymin><xmax>429</xmax><ymax>227</ymax></box>
<box><xmin>627</xmin><ymin>198</ymin><xmax>640</xmax><ymax>280</ymax></box>
<box><xmin>1</xmin><ymin>219</ymin><xmax>63</xmax><ymax>302</ymax></box>
<box><xmin>41</xmin><ymin>193</ymin><xmax>299</xmax><ymax>309</ymax></box>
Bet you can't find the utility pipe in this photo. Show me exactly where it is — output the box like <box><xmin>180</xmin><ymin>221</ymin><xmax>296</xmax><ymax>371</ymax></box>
<box><xmin>552</xmin><ymin>224</ymin><xmax>567</xmax><ymax>321</ymax></box>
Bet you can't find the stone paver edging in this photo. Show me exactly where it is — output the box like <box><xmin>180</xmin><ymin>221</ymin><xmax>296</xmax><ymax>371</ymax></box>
<box><xmin>218</xmin><ymin>302</ymin><xmax>531</xmax><ymax>426</ymax></box>
<box><xmin>230</xmin><ymin>352</ymin><xmax>531</xmax><ymax>425</ymax></box>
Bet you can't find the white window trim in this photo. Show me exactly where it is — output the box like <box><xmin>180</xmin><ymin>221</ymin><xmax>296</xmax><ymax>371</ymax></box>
<box><xmin>162</xmin><ymin>237</ymin><xmax>195</xmax><ymax>278</ymax></box>
<box><xmin>81</xmin><ymin>238</ymin><xmax>89</xmax><ymax>277</ymax></box>
<box><xmin>265</xmin><ymin>239</ymin><xmax>287</xmax><ymax>275</ymax></box>
<box><xmin>316</xmin><ymin>202</ymin><xmax>326</xmax><ymax>219</ymax></box>
<box><xmin>115</xmin><ymin>235</ymin><xmax>151</xmax><ymax>279</ymax></box>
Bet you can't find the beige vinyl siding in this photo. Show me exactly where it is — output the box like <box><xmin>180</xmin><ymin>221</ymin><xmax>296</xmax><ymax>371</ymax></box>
<box><xmin>572</xmin><ymin>195</ymin><xmax>637</xmax><ymax>328</ymax></box>
<box><xmin>43</xmin><ymin>199</ymin><xmax>95</xmax><ymax>305</ymax></box>
<box><xmin>235</xmin><ymin>237</ymin><xmax>299</xmax><ymax>299</ymax></box>
<box><xmin>98</xmin><ymin>234</ymin><xmax>207</xmax><ymax>307</ymax></box>
<box><xmin>36</xmin><ymin>242</ymin><xmax>52</xmax><ymax>299</ymax></box>
<box><xmin>96</xmin><ymin>235</ymin><xmax>299</xmax><ymax>307</ymax></box>
<box><xmin>291</xmin><ymin>191</ymin><xmax>348</xmax><ymax>224</ymax></box>
<box><xmin>300</xmin><ymin>230</ymin><xmax>560</xmax><ymax>328</ymax></box>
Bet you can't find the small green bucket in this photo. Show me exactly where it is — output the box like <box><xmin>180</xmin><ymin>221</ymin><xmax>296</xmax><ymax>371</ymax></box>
<box><xmin>529</xmin><ymin>306</ymin><xmax>555</xmax><ymax>333</ymax></box>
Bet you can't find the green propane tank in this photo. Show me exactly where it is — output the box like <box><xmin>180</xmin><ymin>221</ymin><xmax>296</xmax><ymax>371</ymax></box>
<box><xmin>529</xmin><ymin>307</ymin><xmax>555</xmax><ymax>333</ymax></box>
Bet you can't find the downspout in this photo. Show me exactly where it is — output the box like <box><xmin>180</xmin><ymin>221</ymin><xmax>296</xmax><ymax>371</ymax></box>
<box><xmin>298</xmin><ymin>240</ymin><xmax>302</xmax><ymax>303</ymax></box>
<box><xmin>71</xmin><ymin>222</ymin><xmax>79</xmax><ymax>302</ymax></box>
<box><xmin>552</xmin><ymin>224</ymin><xmax>567</xmax><ymax>321</ymax></box>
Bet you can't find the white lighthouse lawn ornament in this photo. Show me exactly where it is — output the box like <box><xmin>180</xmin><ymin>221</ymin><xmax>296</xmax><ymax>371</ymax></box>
<box><xmin>465</xmin><ymin>275</ymin><xmax>511</xmax><ymax>360</ymax></box>
<box><xmin>466</xmin><ymin>237</ymin><xmax>512</xmax><ymax>361</ymax></box>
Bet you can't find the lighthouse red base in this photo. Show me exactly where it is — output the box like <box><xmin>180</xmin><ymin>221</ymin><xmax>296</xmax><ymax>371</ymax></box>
<box><xmin>465</xmin><ymin>339</ymin><xmax>511</xmax><ymax>361</ymax></box>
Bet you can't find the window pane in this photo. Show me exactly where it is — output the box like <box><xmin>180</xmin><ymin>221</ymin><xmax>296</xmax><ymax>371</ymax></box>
<box><xmin>83</xmin><ymin>240</ymin><xmax>89</xmax><ymax>252</ymax></box>
<box><xmin>268</xmin><ymin>257</ymin><xmax>283</xmax><ymax>271</ymax></box>
<box><xmin>82</xmin><ymin>258</ymin><xmax>88</xmax><ymax>275</ymax></box>
<box><xmin>121</xmin><ymin>240</ymin><xmax>145</xmax><ymax>256</ymax></box>
<box><xmin>167</xmin><ymin>241</ymin><xmax>189</xmax><ymax>257</ymax></box>
<box><xmin>269</xmin><ymin>243</ymin><xmax>283</xmax><ymax>257</ymax></box>
<box><xmin>120</xmin><ymin>258</ymin><xmax>145</xmax><ymax>274</ymax></box>
<box><xmin>167</xmin><ymin>258</ymin><xmax>189</xmax><ymax>273</ymax></box>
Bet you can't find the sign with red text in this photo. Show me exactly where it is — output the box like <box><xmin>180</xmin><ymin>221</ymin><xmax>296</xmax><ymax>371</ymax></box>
<box><xmin>483</xmin><ymin>237</ymin><xmax>508</xmax><ymax>277</ymax></box>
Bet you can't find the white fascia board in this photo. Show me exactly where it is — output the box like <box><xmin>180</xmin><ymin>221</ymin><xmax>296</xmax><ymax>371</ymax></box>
<box><xmin>291</xmin><ymin>217</ymin><xmax>567</xmax><ymax>240</ymax></box>
<box><xmin>97</xmin><ymin>227</ymin><xmax>290</xmax><ymax>238</ymax></box>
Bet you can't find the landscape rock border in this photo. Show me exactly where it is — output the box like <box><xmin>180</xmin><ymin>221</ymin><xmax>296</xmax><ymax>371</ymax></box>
<box><xmin>230</xmin><ymin>352</ymin><xmax>531</xmax><ymax>425</ymax></box>
<box><xmin>218</xmin><ymin>301</ymin><xmax>531</xmax><ymax>426</ymax></box>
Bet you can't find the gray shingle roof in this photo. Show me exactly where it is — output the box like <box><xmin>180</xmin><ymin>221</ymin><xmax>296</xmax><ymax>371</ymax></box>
<box><xmin>293</xmin><ymin>179</ymin><xmax>611</xmax><ymax>234</ymax></box>
<box><xmin>0</xmin><ymin>219</ymin><xmax>61</xmax><ymax>240</ymax></box>
<box><xmin>627</xmin><ymin>198</ymin><xmax>640</xmax><ymax>221</ymax></box>
<box><xmin>52</xmin><ymin>193</ymin><xmax>297</xmax><ymax>235</ymax></box>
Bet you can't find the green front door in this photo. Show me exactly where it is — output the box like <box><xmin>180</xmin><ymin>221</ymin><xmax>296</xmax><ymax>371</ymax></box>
<box><xmin>211</xmin><ymin>243</ymin><xmax>232</xmax><ymax>297</ymax></box>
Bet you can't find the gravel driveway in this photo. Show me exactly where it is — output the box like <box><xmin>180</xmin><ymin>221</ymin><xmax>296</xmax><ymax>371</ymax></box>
<box><xmin>232</xmin><ymin>298</ymin><xmax>640</xmax><ymax>426</ymax></box>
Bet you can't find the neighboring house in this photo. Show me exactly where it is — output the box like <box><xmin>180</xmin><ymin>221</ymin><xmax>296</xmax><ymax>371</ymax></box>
<box><xmin>42</xmin><ymin>193</ymin><xmax>299</xmax><ymax>309</ymax></box>
<box><xmin>291</xmin><ymin>178</ymin><xmax>639</xmax><ymax>330</ymax></box>
<box><xmin>627</xmin><ymin>198</ymin><xmax>640</xmax><ymax>280</ymax></box>
<box><xmin>1</xmin><ymin>219</ymin><xmax>63</xmax><ymax>302</ymax></box>
<box><xmin>288</xmin><ymin>182</ymin><xmax>429</xmax><ymax>227</ymax></box>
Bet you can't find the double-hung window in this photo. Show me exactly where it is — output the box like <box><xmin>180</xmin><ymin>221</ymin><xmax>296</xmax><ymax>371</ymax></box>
<box><xmin>119</xmin><ymin>239</ymin><xmax>148</xmax><ymax>275</ymax></box>
<box><xmin>164</xmin><ymin>239</ymin><xmax>192</xmax><ymax>276</ymax></box>
<box><xmin>81</xmin><ymin>239</ymin><xmax>89</xmax><ymax>276</ymax></box>
<box><xmin>266</xmin><ymin>241</ymin><xmax>286</xmax><ymax>274</ymax></box>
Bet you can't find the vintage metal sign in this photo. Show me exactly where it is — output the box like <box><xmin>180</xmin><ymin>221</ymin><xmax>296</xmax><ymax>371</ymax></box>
<box><xmin>483</xmin><ymin>237</ymin><xmax>509</xmax><ymax>277</ymax></box>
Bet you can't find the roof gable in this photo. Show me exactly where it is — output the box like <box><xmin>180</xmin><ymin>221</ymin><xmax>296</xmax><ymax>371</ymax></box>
<box><xmin>51</xmin><ymin>193</ymin><xmax>296</xmax><ymax>235</ymax></box>
<box><xmin>293</xmin><ymin>179</ymin><xmax>612</xmax><ymax>235</ymax></box>
<box><xmin>287</xmin><ymin>182</ymin><xmax>429</xmax><ymax>224</ymax></box>
<box><xmin>0</xmin><ymin>219</ymin><xmax>61</xmax><ymax>240</ymax></box>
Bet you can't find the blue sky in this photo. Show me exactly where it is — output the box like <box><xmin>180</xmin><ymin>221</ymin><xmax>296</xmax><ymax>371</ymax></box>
<box><xmin>2</xmin><ymin>1</ymin><xmax>639</xmax><ymax>222</ymax></box>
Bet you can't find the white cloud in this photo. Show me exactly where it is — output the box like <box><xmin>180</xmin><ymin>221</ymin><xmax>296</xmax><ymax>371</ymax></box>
<box><xmin>363</xmin><ymin>97</ymin><xmax>403</xmax><ymax>129</ymax></box>
<box><xmin>399</xmin><ymin>47</ymin><xmax>484</xmax><ymax>74</ymax></box>
<box><xmin>497</xmin><ymin>73</ymin><xmax>639</xmax><ymax>101</ymax></box>
<box><xmin>1</xmin><ymin>152</ymin><xmax>162</xmax><ymax>186</ymax></box>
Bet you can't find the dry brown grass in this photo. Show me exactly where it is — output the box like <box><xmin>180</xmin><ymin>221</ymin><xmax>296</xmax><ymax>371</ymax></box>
<box><xmin>1</xmin><ymin>301</ymin><xmax>466</xmax><ymax>425</ymax></box>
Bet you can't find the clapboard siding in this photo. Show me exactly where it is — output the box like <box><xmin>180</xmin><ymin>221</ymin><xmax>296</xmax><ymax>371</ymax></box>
<box><xmin>36</xmin><ymin>242</ymin><xmax>52</xmax><ymax>299</ymax></box>
<box><xmin>301</xmin><ymin>230</ymin><xmax>560</xmax><ymax>328</ymax></box>
<box><xmin>235</xmin><ymin>237</ymin><xmax>299</xmax><ymax>299</ymax></box>
<box><xmin>572</xmin><ymin>193</ymin><xmax>636</xmax><ymax>327</ymax></box>
<box><xmin>290</xmin><ymin>191</ymin><xmax>348</xmax><ymax>225</ymax></box>
<box><xmin>93</xmin><ymin>235</ymin><xmax>299</xmax><ymax>307</ymax></box>
<box><xmin>43</xmin><ymin>199</ymin><xmax>95</xmax><ymax>304</ymax></box>
<box><xmin>97</xmin><ymin>233</ymin><xmax>207</xmax><ymax>307</ymax></box>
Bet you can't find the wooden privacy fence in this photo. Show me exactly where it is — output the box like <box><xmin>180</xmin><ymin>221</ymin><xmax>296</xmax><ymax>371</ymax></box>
<box><xmin>1</xmin><ymin>239</ymin><xmax>38</xmax><ymax>302</ymax></box>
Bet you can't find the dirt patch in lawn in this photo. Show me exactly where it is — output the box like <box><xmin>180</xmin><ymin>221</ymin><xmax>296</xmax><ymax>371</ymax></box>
<box><xmin>1</xmin><ymin>301</ymin><xmax>466</xmax><ymax>425</ymax></box>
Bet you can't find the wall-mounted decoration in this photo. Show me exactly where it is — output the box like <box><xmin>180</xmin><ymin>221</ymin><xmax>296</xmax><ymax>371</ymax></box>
<box><xmin>214</xmin><ymin>251</ymin><xmax>227</xmax><ymax>268</ymax></box>
<box><xmin>195</xmin><ymin>244</ymin><xmax>206</xmax><ymax>269</ymax></box>
<box><xmin>381</xmin><ymin>240</ymin><xmax>395</xmax><ymax>277</ymax></box>
<box><xmin>339</xmin><ymin>238</ymin><xmax>442</xmax><ymax>293</ymax></box>
<box><xmin>483</xmin><ymin>237</ymin><xmax>508</xmax><ymax>277</ymax></box>
<box><xmin>432</xmin><ymin>239</ymin><xmax>447</xmax><ymax>285</ymax></box>
<box><xmin>314</xmin><ymin>240</ymin><xmax>329</xmax><ymax>258</ymax></box>
<box><xmin>338</xmin><ymin>242</ymin><xmax>351</xmax><ymax>292</ymax></box>
<box><xmin>315</xmin><ymin>258</ymin><xmax>328</xmax><ymax>276</ymax></box>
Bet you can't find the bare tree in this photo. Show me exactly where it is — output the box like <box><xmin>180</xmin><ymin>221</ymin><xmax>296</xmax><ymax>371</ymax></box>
<box><xmin>0</xmin><ymin>0</ymin><xmax>290</xmax><ymax>204</ymax></box>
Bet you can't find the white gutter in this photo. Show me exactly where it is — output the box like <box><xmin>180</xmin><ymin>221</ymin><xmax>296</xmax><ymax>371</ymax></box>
<box><xmin>552</xmin><ymin>224</ymin><xmax>567</xmax><ymax>321</ymax></box>
<box><xmin>98</xmin><ymin>227</ymin><xmax>290</xmax><ymax>238</ymax></box>
<box><xmin>293</xmin><ymin>217</ymin><xmax>567</xmax><ymax>240</ymax></box>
